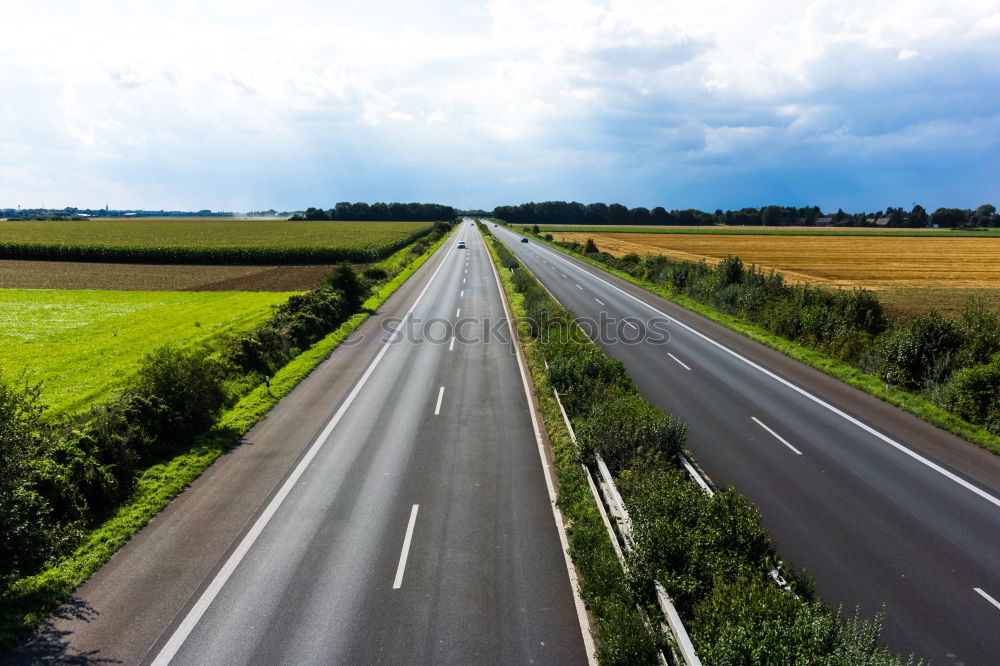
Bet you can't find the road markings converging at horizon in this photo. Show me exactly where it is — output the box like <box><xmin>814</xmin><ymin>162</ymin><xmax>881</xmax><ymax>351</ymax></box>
<box><xmin>435</xmin><ymin>387</ymin><xmax>445</xmax><ymax>415</ymax></box>
<box><xmin>392</xmin><ymin>505</ymin><xmax>420</xmax><ymax>589</ymax></box>
<box><xmin>148</xmin><ymin>236</ymin><xmax>461</xmax><ymax>666</ymax></box>
<box><xmin>752</xmin><ymin>417</ymin><xmax>803</xmax><ymax>455</ymax></box>
<box><xmin>668</xmin><ymin>353</ymin><xmax>691</xmax><ymax>371</ymax></box>
<box><xmin>975</xmin><ymin>587</ymin><xmax>1000</xmax><ymax>612</ymax></box>
<box><xmin>498</xmin><ymin>227</ymin><xmax>1000</xmax><ymax>510</ymax></box>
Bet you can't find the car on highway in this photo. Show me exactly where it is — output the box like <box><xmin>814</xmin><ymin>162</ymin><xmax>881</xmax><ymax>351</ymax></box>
<box><xmin>520</xmin><ymin>237</ymin><xmax>529</xmax><ymax>243</ymax></box>
<box><xmin>457</xmin><ymin>241</ymin><xmax>467</xmax><ymax>249</ymax></box>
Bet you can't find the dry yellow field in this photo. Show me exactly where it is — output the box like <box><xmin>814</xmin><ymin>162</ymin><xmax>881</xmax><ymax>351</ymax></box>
<box><xmin>551</xmin><ymin>231</ymin><xmax>1000</xmax><ymax>318</ymax></box>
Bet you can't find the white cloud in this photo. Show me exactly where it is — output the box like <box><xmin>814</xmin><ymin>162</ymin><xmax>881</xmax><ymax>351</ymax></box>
<box><xmin>1</xmin><ymin>0</ymin><xmax>998</xmax><ymax>209</ymax></box>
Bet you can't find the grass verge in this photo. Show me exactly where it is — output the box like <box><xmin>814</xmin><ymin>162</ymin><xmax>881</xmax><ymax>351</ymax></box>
<box><xmin>527</xmin><ymin>232</ymin><xmax>1000</xmax><ymax>456</ymax></box>
<box><xmin>0</xmin><ymin>229</ymin><xmax>453</xmax><ymax>652</ymax></box>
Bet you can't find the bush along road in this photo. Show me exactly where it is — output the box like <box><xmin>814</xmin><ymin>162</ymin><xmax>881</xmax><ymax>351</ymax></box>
<box><xmin>0</xmin><ymin>221</ymin><xmax>455</xmax><ymax>653</ymax></box>
<box><xmin>482</xmin><ymin>222</ymin><xmax>920</xmax><ymax>665</ymax></box>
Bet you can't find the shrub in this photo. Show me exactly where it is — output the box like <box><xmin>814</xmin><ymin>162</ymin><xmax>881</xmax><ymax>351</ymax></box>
<box><xmin>948</xmin><ymin>354</ymin><xmax>1000</xmax><ymax>434</ymax></box>
<box><xmin>869</xmin><ymin>312</ymin><xmax>965</xmax><ymax>390</ymax></box>
<box><xmin>545</xmin><ymin>344</ymin><xmax>634</xmax><ymax>417</ymax></box>
<box><xmin>690</xmin><ymin>578</ymin><xmax>913</xmax><ymax>665</ymax></box>
<box><xmin>362</xmin><ymin>266</ymin><xmax>389</xmax><ymax>282</ymax></box>
<box><xmin>576</xmin><ymin>394</ymin><xmax>686</xmax><ymax>471</ymax></box>
<box><xmin>622</xmin><ymin>468</ymin><xmax>773</xmax><ymax>614</ymax></box>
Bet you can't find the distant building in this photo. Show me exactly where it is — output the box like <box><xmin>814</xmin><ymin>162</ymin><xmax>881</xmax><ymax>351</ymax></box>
<box><xmin>816</xmin><ymin>217</ymin><xmax>833</xmax><ymax>227</ymax></box>
<box><xmin>875</xmin><ymin>217</ymin><xmax>891</xmax><ymax>226</ymax></box>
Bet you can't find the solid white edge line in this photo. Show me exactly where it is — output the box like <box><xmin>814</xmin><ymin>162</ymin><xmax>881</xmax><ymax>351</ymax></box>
<box><xmin>974</xmin><ymin>587</ymin><xmax>1000</xmax><ymax>612</ymax></box>
<box><xmin>752</xmin><ymin>417</ymin><xmax>803</xmax><ymax>455</ymax></box>
<box><xmin>504</xmin><ymin>228</ymin><xmax>1000</xmax><ymax>510</ymax></box>
<box><xmin>392</xmin><ymin>505</ymin><xmax>420</xmax><ymax>589</ymax></box>
<box><xmin>149</xmin><ymin>233</ymin><xmax>460</xmax><ymax>666</ymax></box>
<box><xmin>434</xmin><ymin>386</ymin><xmax>445</xmax><ymax>415</ymax></box>
<box><xmin>484</xmin><ymin>228</ymin><xmax>599</xmax><ymax>666</ymax></box>
<box><xmin>668</xmin><ymin>352</ymin><xmax>692</xmax><ymax>371</ymax></box>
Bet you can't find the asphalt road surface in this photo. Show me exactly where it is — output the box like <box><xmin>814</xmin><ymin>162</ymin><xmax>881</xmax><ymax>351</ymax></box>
<box><xmin>494</xmin><ymin>224</ymin><xmax>1000</xmax><ymax>666</ymax></box>
<box><xmin>7</xmin><ymin>222</ymin><xmax>590</xmax><ymax>666</ymax></box>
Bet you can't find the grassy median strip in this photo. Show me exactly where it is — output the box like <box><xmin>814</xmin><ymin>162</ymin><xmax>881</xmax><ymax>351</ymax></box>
<box><xmin>0</xmin><ymin>226</ymin><xmax>454</xmax><ymax>653</ymax></box>
<box><xmin>520</xmin><ymin>229</ymin><xmax>1000</xmax><ymax>457</ymax></box>
<box><xmin>482</xmin><ymin>223</ymin><xmax>918</xmax><ymax>665</ymax></box>
<box><xmin>481</xmin><ymin>224</ymin><xmax>661</xmax><ymax>664</ymax></box>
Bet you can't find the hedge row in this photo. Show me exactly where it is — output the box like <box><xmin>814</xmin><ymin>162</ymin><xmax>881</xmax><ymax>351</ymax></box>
<box><xmin>547</xmin><ymin>236</ymin><xmax>1000</xmax><ymax>437</ymax></box>
<box><xmin>0</xmin><ymin>225</ymin><xmax>435</xmax><ymax>265</ymax></box>
<box><xmin>0</xmin><ymin>221</ymin><xmax>455</xmax><ymax>592</ymax></box>
<box><xmin>489</xmin><ymin>230</ymin><xmax>917</xmax><ymax>664</ymax></box>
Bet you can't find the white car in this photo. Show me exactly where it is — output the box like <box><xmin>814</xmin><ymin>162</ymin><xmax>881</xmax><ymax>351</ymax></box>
<box><xmin>457</xmin><ymin>241</ymin><xmax>467</xmax><ymax>249</ymax></box>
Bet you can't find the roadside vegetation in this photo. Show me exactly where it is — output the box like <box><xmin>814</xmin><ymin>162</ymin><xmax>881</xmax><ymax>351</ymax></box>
<box><xmin>524</xmin><ymin>229</ymin><xmax>1000</xmax><ymax>455</ymax></box>
<box><xmin>0</xmin><ymin>220</ymin><xmax>455</xmax><ymax>652</ymax></box>
<box><xmin>0</xmin><ymin>219</ymin><xmax>435</xmax><ymax>264</ymax></box>
<box><xmin>482</xmin><ymin>223</ymin><xmax>917</xmax><ymax>664</ymax></box>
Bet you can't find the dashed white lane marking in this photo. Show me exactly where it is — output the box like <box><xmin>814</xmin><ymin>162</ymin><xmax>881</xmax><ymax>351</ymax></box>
<box><xmin>624</xmin><ymin>320</ymin><xmax>637</xmax><ymax>330</ymax></box>
<box><xmin>455</xmin><ymin>308</ymin><xmax>461</xmax><ymax>318</ymax></box>
<box><xmin>975</xmin><ymin>587</ymin><xmax>1000</xmax><ymax>612</ymax></box>
<box><xmin>668</xmin><ymin>353</ymin><xmax>691</xmax><ymax>371</ymax></box>
<box><xmin>576</xmin><ymin>283</ymin><xmax>583</xmax><ymax>290</ymax></box>
<box><xmin>460</xmin><ymin>290</ymin><xmax>464</xmax><ymax>298</ymax></box>
<box><xmin>752</xmin><ymin>417</ymin><xmax>803</xmax><ymax>455</ymax></box>
<box><xmin>435</xmin><ymin>387</ymin><xmax>445</xmax><ymax>415</ymax></box>
<box><xmin>392</xmin><ymin>505</ymin><xmax>420</xmax><ymax>589</ymax></box>
<box><xmin>594</xmin><ymin>298</ymin><xmax>604</xmax><ymax>306</ymax></box>
<box><xmin>449</xmin><ymin>336</ymin><xmax>455</xmax><ymax>351</ymax></box>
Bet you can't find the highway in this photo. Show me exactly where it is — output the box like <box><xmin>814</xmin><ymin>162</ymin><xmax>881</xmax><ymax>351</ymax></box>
<box><xmin>7</xmin><ymin>221</ymin><xmax>590</xmax><ymax>665</ymax></box>
<box><xmin>493</xmin><ymin>223</ymin><xmax>1000</xmax><ymax>665</ymax></box>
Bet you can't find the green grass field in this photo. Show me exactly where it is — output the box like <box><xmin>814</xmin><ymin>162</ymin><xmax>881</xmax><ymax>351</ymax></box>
<box><xmin>0</xmin><ymin>218</ymin><xmax>432</xmax><ymax>248</ymax></box>
<box><xmin>534</xmin><ymin>225</ymin><xmax>1000</xmax><ymax>237</ymax></box>
<box><xmin>0</xmin><ymin>289</ymin><xmax>295</xmax><ymax>416</ymax></box>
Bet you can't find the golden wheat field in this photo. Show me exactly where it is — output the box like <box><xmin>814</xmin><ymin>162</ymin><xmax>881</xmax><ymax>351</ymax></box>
<box><xmin>551</xmin><ymin>231</ymin><xmax>1000</xmax><ymax>318</ymax></box>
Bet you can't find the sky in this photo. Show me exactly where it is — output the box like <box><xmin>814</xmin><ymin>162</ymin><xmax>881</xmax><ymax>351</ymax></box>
<box><xmin>1</xmin><ymin>0</ymin><xmax>998</xmax><ymax>213</ymax></box>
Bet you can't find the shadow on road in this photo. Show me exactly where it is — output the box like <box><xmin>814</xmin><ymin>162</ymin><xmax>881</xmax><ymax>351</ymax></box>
<box><xmin>3</xmin><ymin>597</ymin><xmax>121</xmax><ymax>665</ymax></box>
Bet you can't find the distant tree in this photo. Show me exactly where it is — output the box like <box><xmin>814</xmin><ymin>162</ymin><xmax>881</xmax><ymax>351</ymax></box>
<box><xmin>931</xmin><ymin>207</ymin><xmax>967</xmax><ymax>228</ymax></box>
<box><xmin>834</xmin><ymin>208</ymin><xmax>847</xmax><ymax>224</ymax></box>
<box><xmin>607</xmin><ymin>203</ymin><xmax>630</xmax><ymax>226</ymax></box>
<box><xmin>888</xmin><ymin>207</ymin><xmax>906</xmax><ymax>227</ymax></box>
<box><xmin>629</xmin><ymin>207</ymin><xmax>651</xmax><ymax>225</ymax></box>
<box><xmin>906</xmin><ymin>204</ymin><xmax>929</xmax><ymax>228</ymax></box>
<box><xmin>651</xmin><ymin>206</ymin><xmax>670</xmax><ymax>225</ymax></box>
<box><xmin>972</xmin><ymin>204</ymin><xmax>998</xmax><ymax>227</ymax></box>
<box><xmin>761</xmin><ymin>205</ymin><xmax>782</xmax><ymax>226</ymax></box>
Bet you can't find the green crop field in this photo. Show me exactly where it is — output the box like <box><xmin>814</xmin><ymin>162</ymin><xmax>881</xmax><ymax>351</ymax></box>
<box><xmin>0</xmin><ymin>219</ymin><xmax>435</xmax><ymax>264</ymax></box>
<box><xmin>0</xmin><ymin>288</ymin><xmax>295</xmax><ymax>416</ymax></box>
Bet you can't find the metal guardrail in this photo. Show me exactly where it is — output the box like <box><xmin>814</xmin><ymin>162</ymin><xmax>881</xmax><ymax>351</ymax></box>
<box><xmin>550</xmin><ymin>383</ymin><xmax>702</xmax><ymax>666</ymax></box>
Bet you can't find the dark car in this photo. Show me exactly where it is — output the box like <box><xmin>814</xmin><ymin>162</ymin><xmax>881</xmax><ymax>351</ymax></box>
<box><xmin>520</xmin><ymin>237</ymin><xmax>528</xmax><ymax>243</ymax></box>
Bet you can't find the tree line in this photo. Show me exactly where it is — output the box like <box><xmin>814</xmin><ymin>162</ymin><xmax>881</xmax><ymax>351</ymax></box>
<box><xmin>291</xmin><ymin>202</ymin><xmax>456</xmax><ymax>222</ymax></box>
<box><xmin>493</xmin><ymin>201</ymin><xmax>999</xmax><ymax>228</ymax></box>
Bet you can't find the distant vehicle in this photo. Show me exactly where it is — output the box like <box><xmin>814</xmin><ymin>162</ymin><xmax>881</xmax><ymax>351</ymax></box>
<box><xmin>520</xmin><ymin>237</ymin><xmax>528</xmax><ymax>243</ymax></box>
<box><xmin>457</xmin><ymin>241</ymin><xmax>467</xmax><ymax>249</ymax></box>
